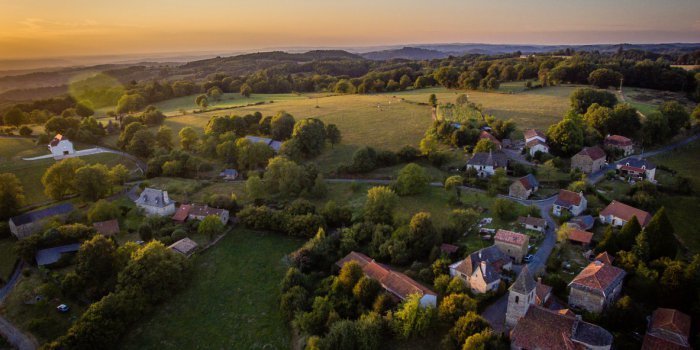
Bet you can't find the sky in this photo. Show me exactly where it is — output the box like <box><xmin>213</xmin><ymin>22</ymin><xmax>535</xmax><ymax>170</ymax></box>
<box><xmin>1</xmin><ymin>0</ymin><xmax>699</xmax><ymax>59</ymax></box>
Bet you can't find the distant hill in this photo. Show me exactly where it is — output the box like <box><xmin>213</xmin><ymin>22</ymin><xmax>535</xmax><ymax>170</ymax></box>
<box><xmin>361</xmin><ymin>47</ymin><xmax>449</xmax><ymax>60</ymax></box>
<box><xmin>410</xmin><ymin>43</ymin><xmax>700</xmax><ymax>56</ymax></box>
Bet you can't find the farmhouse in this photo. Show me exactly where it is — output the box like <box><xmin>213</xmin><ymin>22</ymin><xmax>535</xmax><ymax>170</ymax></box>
<box><xmin>571</xmin><ymin>146</ymin><xmax>606</xmax><ymax>174</ymax></box>
<box><xmin>466</xmin><ymin>151</ymin><xmax>508</xmax><ymax>177</ymax></box>
<box><xmin>506</xmin><ymin>266</ymin><xmax>557</xmax><ymax>327</ymax></box>
<box><xmin>35</xmin><ymin>243</ymin><xmax>82</xmax><ymax>266</ymax></box>
<box><xmin>523</xmin><ymin>129</ymin><xmax>546</xmax><ymax>144</ymax></box>
<box><xmin>510</xmin><ymin>305</ymin><xmax>613</xmax><ymax>350</ymax></box>
<box><xmin>478</xmin><ymin>130</ymin><xmax>502</xmax><ymax>149</ymax></box>
<box><xmin>523</xmin><ymin>129</ymin><xmax>549</xmax><ymax>156</ymax></box>
<box><xmin>494</xmin><ymin>229</ymin><xmax>529</xmax><ymax>263</ymax></box>
<box><xmin>337</xmin><ymin>251</ymin><xmax>437</xmax><ymax>307</ymax></box>
<box><xmin>599</xmin><ymin>200</ymin><xmax>652</xmax><ymax>227</ymax></box>
<box><xmin>9</xmin><ymin>203</ymin><xmax>75</xmax><ymax>239</ymax></box>
<box><xmin>169</xmin><ymin>237</ymin><xmax>199</xmax><ymax>257</ymax></box>
<box><xmin>517</xmin><ymin>216</ymin><xmax>547</xmax><ymax>233</ymax></box>
<box><xmin>92</xmin><ymin>219</ymin><xmax>120</xmax><ymax>237</ymax></box>
<box><xmin>219</xmin><ymin>169</ymin><xmax>239</xmax><ymax>181</ymax></box>
<box><xmin>245</xmin><ymin>135</ymin><xmax>282</xmax><ymax>153</ymax></box>
<box><xmin>616</xmin><ymin>158</ymin><xmax>656</xmax><ymax>182</ymax></box>
<box><xmin>48</xmin><ymin>134</ymin><xmax>75</xmax><ymax>159</ymax></box>
<box><xmin>508</xmin><ymin>174</ymin><xmax>539</xmax><ymax>199</ymax></box>
<box><xmin>568</xmin><ymin>252</ymin><xmax>625</xmax><ymax>313</ymax></box>
<box><xmin>604</xmin><ymin>134</ymin><xmax>634</xmax><ymax>156</ymax></box>
<box><xmin>553</xmin><ymin>189</ymin><xmax>587</xmax><ymax>217</ymax></box>
<box><xmin>172</xmin><ymin>203</ymin><xmax>229</xmax><ymax>224</ymax></box>
<box><xmin>449</xmin><ymin>245</ymin><xmax>512</xmax><ymax>294</ymax></box>
<box><xmin>641</xmin><ymin>308</ymin><xmax>692</xmax><ymax>350</ymax></box>
<box><xmin>135</xmin><ymin>188</ymin><xmax>176</xmax><ymax>217</ymax></box>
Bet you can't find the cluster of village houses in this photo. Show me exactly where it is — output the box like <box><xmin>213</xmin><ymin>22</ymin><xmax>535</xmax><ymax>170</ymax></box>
<box><xmin>4</xmin><ymin>132</ymin><xmax>691</xmax><ymax>349</ymax></box>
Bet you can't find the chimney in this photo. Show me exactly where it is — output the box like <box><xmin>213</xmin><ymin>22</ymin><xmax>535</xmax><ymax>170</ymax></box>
<box><xmin>481</xmin><ymin>260</ymin><xmax>487</xmax><ymax>271</ymax></box>
<box><xmin>537</xmin><ymin>277</ymin><xmax>542</xmax><ymax>284</ymax></box>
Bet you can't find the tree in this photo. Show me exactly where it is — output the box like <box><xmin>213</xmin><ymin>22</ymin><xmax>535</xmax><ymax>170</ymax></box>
<box><xmin>394</xmin><ymin>163</ymin><xmax>429</xmax><ymax>196</ymax></box>
<box><xmin>391</xmin><ymin>294</ymin><xmax>437</xmax><ymax>339</ymax></box>
<box><xmin>271</xmin><ymin>111</ymin><xmax>296</xmax><ymax>140</ymax></box>
<box><xmin>691</xmin><ymin>104</ymin><xmax>700</xmax><ymax>121</ymax></box>
<box><xmin>407</xmin><ymin>212</ymin><xmax>439</xmax><ymax>258</ymax></box>
<box><xmin>447</xmin><ymin>312</ymin><xmax>489</xmax><ymax>347</ymax></box>
<box><xmin>311</xmin><ymin>174</ymin><xmax>327</xmax><ymax>199</ymax></box>
<box><xmin>325</xmin><ymin>124</ymin><xmax>341</xmax><ymax>148</ymax></box>
<box><xmin>556</xmin><ymin>224</ymin><xmax>574</xmax><ymax>243</ymax></box>
<box><xmin>659</xmin><ymin>101</ymin><xmax>690</xmax><ymax>135</ymax></box>
<box><xmin>240</xmin><ymin>83</ymin><xmax>252</xmax><ymax>97</ymax></box>
<box><xmin>588</xmin><ymin>68</ymin><xmax>622</xmax><ymax>89</ymax></box>
<box><xmin>428</xmin><ymin>94</ymin><xmax>438</xmax><ymax>108</ymax></box>
<box><xmin>195</xmin><ymin>94</ymin><xmax>209</xmax><ymax>109</ymax></box>
<box><xmin>292</xmin><ymin>118</ymin><xmax>326</xmax><ymax>157</ymax></box>
<box><xmin>364</xmin><ymin>186</ymin><xmax>398</xmax><ymax>224</ymax></box>
<box><xmin>117</xmin><ymin>241</ymin><xmax>189</xmax><ymax>303</ymax></box>
<box><xmin>263</xmin><ymin>156</ymin><xmax>306</xmax><ymax>196</ymax></box>
<box><xmin>118</xmin><ymin>122</ymin><xmax>144</xmax><ymax>149</ymax></box>
<box><xmin>570</xmin><ymin>88</ymin><xmax>617</xmax><ymax>114</ymax></box>
<box><xmin>0</xmin><ymin>173</ymin><xmax>24</xmax><ymax>220</ymax></box>
<box><xmin>236</xmin><ymin>138</ymin><xmax>274</xmax><ymax>171</ymax></box>
<box><xmin>353</xmin><ymin>277</ymin><xmax>382</xmax><ymax>308</ymax></box>
<box><xmin>444</xmin><ymin>175</ymin><xmax>464</xmax><ymax>200</ymax></box>
<box><xmin>641</xmin><ymin>112</ymin><xmax>670</xmax><ymax>146</ymax></box>
<box><xmin>491</xmin><ymin>198</ymin><xmax>516</xmax><ymax>221</ymax></box>
<box><xmin>127</xmin><ymin>129</ymin><xmax>155</xmax><ymax>158</ymax></box>
<box><xmin>546</xmin><ymin>112</ymin><xmax>586</xmax><ymax>156</ymax></box>
<box><xmin>179</xmin><ymin>127</ymin><xmax>199</xmax><ymax>151</ymax></box>
<box><xmin>350</xmin><ymin>147</ymin><xmax>377</xmax><ymax>173</ymax></box>
<box><xmin>74</xmin><ymin>164</ymin><xmax>111</xmax><ymax>201</ymax></box>
<box><xmin>42</xmin><ymin>158</ymin><xmax>86</xmax><ymax>199</ymax></box>
<box><xmin>448</xmin><ymin>209</ymin><xmax>479</xmax><ymax>234</ymax></box>
<box><xmin>116</xmin><ymin>93</ymin><xmax>146</xmax><ymax>114</ymax></box>
<box><xmin>473</xmin><ymin>139</ymin><xmax>497</xmax><ymax>153</ymax></box>
<box><xmin>155</xmin><ymin>126</ymin><xmax>174</xmax><ymax>150</ymax></box>
<box><xmin>487</xmin><ymin>168</ymin><xmax>508</xmax><ymax>196</ymax></box>
<box><xmin>245</xmin><ymin>175</ymin><xmax>266</xmax><ymax>201</ymax></box>
<box><xmin>438</xmin><ymin>293</ymin><xmax>477</xmax><ymax>323</ymax></box>
<box><xmin>75</xmin><ymin>235</ymin><xmax>120</xmax><ymax>299</ymax></box>
<box><xmin>216</xmin><ymin>140</ymin><xmax>237</xmax><ymax>165</ymax></box>
<box><xmin>3</xmin><ymin>107</ymin><xmax>26</xmax><ymax>126</ymax></box>
<box><xmin>198</xmin><ymin>215</ymin><xmax>225</xmax><ymax>241</ymax></box>
<box><xmin>399</xmin><ymin>75</ymin><xmax>412</xmax><ymax>89</ymax></box>
<box><xmin>87</xmin><ymin>200</ymin><xmax>120</xmax><ymax>223</ymax></box>
<box><xmin>456</xmin><ymin>94</ymin><xmax>468</xmax><ymax>106</ymax></box>
<box><xmin>643</xmin><ymin>207</ymin><xmax>678</xmax><ymax>260</ymax></box>
<box><xmin>206</xmin><ymin>86</ymin><xmax>223</xmax><ymax>101</ymax></box>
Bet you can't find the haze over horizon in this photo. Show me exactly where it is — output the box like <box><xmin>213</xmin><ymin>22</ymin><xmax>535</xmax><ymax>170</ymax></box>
<box><xmin>1</xmin><ymin>0</ymin><xmax>699</xmax><ymax>60</ymax></box>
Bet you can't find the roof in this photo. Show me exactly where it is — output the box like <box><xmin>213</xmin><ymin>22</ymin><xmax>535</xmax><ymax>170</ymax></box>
<box><xmin>517</xmin><ymin>216</ymin><xmax>547</xmax><ymax>228</ymax></box>
<box><xmin>479</xmin><ymin>130</ymin><xmax>501</xmax><ymax>146</ymax></box>
<box><xmin>337</xmin><ymin>252</ymin><xmax>436</xmax><ymax>300</ymax></box>
<box><xmin>516</xmin><ymin>174</ymin><xmax>539</xmax><ymax>190</ymax></box>
<box><xmin>574</xmin><ymin>146</ymin><xmax>606</xmax><ymax>161</ymax></box>
<box><xmin>604</xmin><ymin>134</ymin><xmax>633</xmax><ymax>147</ymax></box>
<box><xmin>594</xmin><ymin>252</ymin><xmax>614</xmax><ymax>265</ymax></box>
<box><xmin>641</xmin><ymin>308</ymin><xmax>692</xmax><ymax>350</ymax></box>
<box><xmin>511</xmin><ymin>305</ymin><xmax>613</xmax><ymax>350</ymax></box>
<box><xmin>135</xmin><ymin>188</ymin><xmax>174</xmax><ymax>208</ymax></box>
<box><xmin>169</xmin><ymin>238</ymin><xmax>199</xmax><ymax>256</ymax></box>
<box><xmin>10</xmin><ymin>203</ymin><xmax>75</xmax><ymax>227</ymax></box>
<box><xmin>467</xmin><ymin>151</ymin><xmax>508</xmax><ymax>168</ymax></box>
<box><xmin>189</xmin><ymin>204</ymin><xmax>228</xmax><ymax>218</ymax></box>
<box><xmin>35</xmin><ymin>243</ymin><xmax>81</xmax><ymax>266</ymax></box>
<box><xmin>245</xmin><ymin>135</ymin><xmax>282</xmax><ymax>152</ymax></box>
<box><xmin>600</xmin><ymin>201</ymin><xmax>652</xmax><ymax>227</ymax></box>
<box><xmin>172</xmin><ymin>204</ymin><xmax>191</xmax><ymax>222</ymax></box>
<box><xmin>219</xmin><ymin>169</ymin><xmax>239</xmax><ymax>177</ymax></box>
<box><xmin>510</xmin><ymin>265</ymin><xmax>537</xmax><ymax>294</ymax></box>
<box><xmin>569</xmin><ymin>260</ymin><xmax>626</xmax><ymax>297</ymax></box>
<box><xmin>535</xmin><ymin>281</ymin><xmax>553</xmax><ymax>305</ymax></box>
<box><xmin>526</xmin><ymin>139</ymin><xmax>548</xmax><ymax>148</ymax></box>
<box><xmin>523</xmin><ymin>129</ymin><xmax>546</xmax><ymax>141</ymax></box>
<box><xmin>92</xmin><ymin>219</ymin><xmax>119</xmax><ymax>236</ymax></box>
<box><xmin>619</xmin><ymin>158</ymin><xmax>656</xmax><ymax>170</ymax></box>
<box><xmin>554</xmin><ymin>190</ymin><xmax>583</xmax><ymax>208</ymax></box>
<box><xmin>49</xmin><ymin>134</ymin><xmax>65</xmax><ymax>147</ymax></box>
<box><xmin>569</xmin><ymin>215</ymin><xmax>595</xmax><ymax>230</ymax></box>
<box><xmin>450</xmin><ymin>245</ymin><xmax>510</xmax><ymax>283</ymax></box>
<box><xmin>567</xmin><ymin>228</ymin><xmax>594</xmax><ymax>245</ymax></box>
<box><xmin>440</xmin><ymin>243</ymin><xmax>459</xmax><ymax>254</ymax></box>
<box><xmin>494</xmin><ymin>229</ymin><xmax>528</xmax><ymax>246</ymax></box>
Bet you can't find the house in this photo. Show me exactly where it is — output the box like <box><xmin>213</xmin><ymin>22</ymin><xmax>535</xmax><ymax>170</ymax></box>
<box><xmin>172</xmin><ymin>203</ymin><xmax>230</xmax><ymax>224</ymax></box>
<box><xmin>641</xmin><ymin>308</ymin><xmax>692</xmax><ymax>350</ymax></box>
<box><xmin>604</xmin><ymin>135</ymin><xmax>634</xmax><ymax>156</ymax></box>
<box><xmin>48</xmin><ymin>134</ymin><xmax>75</xmax><ymax>159</ymax></box>
<box><xmin>506</xmin><ymin>266</ymin><xmax>559</xmax><ymax>327</ymax></box>
<box><xmin>9</xmin><ymin>203</ymin><xmax>75</xmax><ymax>239</ymax></box>
<box><xmin>93</xmin><ymin>219</ymin><xmax>120</xmax><ymax>237</ymax></box>
<box><xmin>494</xmin><ymin>229</ymin><xmax>529</xmax><ymax>264</ymax></box>
<box><xmin>616</xmin><ymin>158</ymin><xmax>656</xmax><ymax>182</ymax></box>
<box><xmin>568</xmin><ymin>215</ymin><xmax>595</xmax><ymax>231</ymax></box>
<box><xmin>478</xmin><ymin>131</ymin><xmax>502</xmax><ymax>149</ymax></box>
<box><xmin>219</xmin><ymin>169</ymin><xmax>239</xmax><ymax>181</ymax></box>
<box><xmin>35</xmin><ymin>243</ymin><xmax>82</xmax><ymax>266</ymax></box>
<box><xmin>517</xmin><ymin>216</ymin><xmax>547</xmax><ymax>233</ymax></box>
<box><xmin>509</xmin><ymin>174</ymin><xmax>539</xmax><ymax>199</ymax></box>
<box><xmin>245</xmin><ymin>135</ymin><xmax>282</xmax><ymax>153</ymax></box>
<box><xmin>510</xmin><ymin>305</ymin><xmax>613</xmax><ymax>350</ymax></box>
<box><xmin>599</xmin><ymin>200</ymin><xmax>652</xmax><ymax>227</ymax></box>
<box><xmin>525</xmin><ymin>139</ymin><xmax>549</xmax><ymax>157</ymax></box>
<box><xmin>337</xmin><ymin>251</ymin><xmax>437</xmax><ymax>307</ymax></box>
<box><xmin>134</xmin><ymin>188</ymin><xmax>176</xmax><ymax>217</ymax></box>
<box><xmin>466</xmin><ymin>151</ymin><xmax>509</xmax><ymax>177</ymax></box>
<box><xmin>566</xmin><ymin>227</ymin><xmax>594</xmax><ymax>247</ymax></box>
<box><xmin>568</xmin><ymin>252</ymin><xmax>626</xmax><ymax>313</ymax></box>
<box><xmin>523</xmin><ymin>129</ymin><xmax>546</xmax><ymax>144</ymax></box>
<box><xmin>169</xmin><ymin>237</ymin><xmax>199</xmax><ymax>257</ymax></box>
<box><xmin>449</xmin><ymin>245</ymin><xmax>512</xmax><ymax>294</ymax></box>
<box><xmin>553</xmin><ymin>189</ymin><xmax>587</xmax><ymax>217</ymax></box>
<box><xmin>571</xmin><ymin>146</ymin><xmax>606</xmax><ymax>174</ymax></box>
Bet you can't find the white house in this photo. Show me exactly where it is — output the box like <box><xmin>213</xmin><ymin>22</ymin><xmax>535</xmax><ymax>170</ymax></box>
<box><xmin>135</xmin><ymin>188</ymin><xmax>176</xmax><ymax>216</ymax></box>
<box><xmin>598</xmin><ymin>201</ymin><xmax>652</xmax><ymax>228</ymax></box>
<box><xmin>553</xmin><ymin>190</ymin><xmax>587</xmax><ymax>217</ymax></box>
<box><xmin>616</xmin><ymin>158</ymin><xmax>656</xmax><ymax>182</ymax></box>
<box><xmin>466</xmin><ymin>151</ymin><xmax>509</xmax><ymax>177</ymax></box>
<box><xmin>523</xmin><ymin>129</ymin><xmax>549</xmax><ymax>157</ymax></box>
<box><xmin>48</xmin><ymin>134</ymin><xmax>75</xmax><ymax>159</ymax></box>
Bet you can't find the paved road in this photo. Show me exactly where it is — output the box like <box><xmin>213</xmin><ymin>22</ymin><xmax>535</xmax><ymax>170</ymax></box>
<box><xmin>0</xmin><ymin>262</ymin><xmax>38</xmax><ymax>350</ymax></box>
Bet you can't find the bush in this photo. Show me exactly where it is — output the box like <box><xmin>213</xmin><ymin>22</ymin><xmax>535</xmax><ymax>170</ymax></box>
<box><xmin>19</xmin><ymin>126</ymin><xmax>32</xmax><ymax>136</ymax></box>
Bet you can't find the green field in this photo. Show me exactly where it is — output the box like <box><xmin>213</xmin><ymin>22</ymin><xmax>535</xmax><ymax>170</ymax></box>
<box><xmin>120</xmin><ymin>229</ymin><xmax>302</xmax><ymax>350</ymax></box>
<box><xmin>622</xmin><ymin>87</ymin><xmax>693</xmax><ymax>117</ymax></box>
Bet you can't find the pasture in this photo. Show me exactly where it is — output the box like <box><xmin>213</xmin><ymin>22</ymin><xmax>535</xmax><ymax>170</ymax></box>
<box><xmin>120</xmin><ymin>229</ymin><xmax>302</xmax><ymax>350</ymax></box>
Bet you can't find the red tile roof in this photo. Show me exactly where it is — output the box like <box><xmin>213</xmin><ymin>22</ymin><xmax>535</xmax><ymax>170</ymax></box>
<box><xmin>567</xmin><ymin>228</ymin><xmax>593</xmax><ymax>245</ymax></box>
<box><xmin>335</xmin><ymin>251</ymin><xmax>372</xmax><ymax>268</ymax></box>
<box><xmin>575</xmin><ymin>146</ymin><xmax>606</xmax><ymax>161</ymax></box>
<box><xmin>494</xmin><ymin>229</ymin><xmax>528</xmax><ymax>246</ymax></box>
<box><xmin>641</xmin><ymin>308</ymin><xmax>692</xmax><ymax>350</ymax></box>
<box><xmin>526</xmin><ymin>139</ymin><xmax>548</xmax><ymax>148</ymax></box>
<box><xmin>49</xmin><ymin>134</ymin><xmax>64</xmax><ymax>147</ymax></box>
<box><xmin>569</xmin><ymin>260</ymin><xmax>625</xmax><ymax>297</ymax></box>
<box><xmin>600</xmin><ymin>201</ymin><xmax>652</xmax><ymax>227</ymax></box>
<box><xmin>479</xmin><ymin>130</ymin><xmax>501</xmax><ymax>146</ymax></box>
<box><xmin>92</xmin><ymin>219</ymin><xmax>119</xmax><ymax>236</ymax></box>
<box><xmin>172</xmin><ymin>204</ymin><xmax>191</xmax><ymax>222</ymax></box>
<box><xmin>605</xmin><ymin>135</ymin><xmax>633</xmax><ymax>147</ymax></box>
<box><xmin>594</xmin><ymin>252</ymin><xmax>614</xmax><ymax>265</ymax></box>
<box><xmin>517</xmin><ymin>216</ymin><xmax>547</xmax><ymax>228</ymax></box>
<box><xmin>557</xmin><ymin>189</ymin><xmax>583</xmax><ymax>207</ymax></box>
<box><xmin>524</xmin><ymin>129</ymin><xmax>546</xmax><ymax>141</ymax></box>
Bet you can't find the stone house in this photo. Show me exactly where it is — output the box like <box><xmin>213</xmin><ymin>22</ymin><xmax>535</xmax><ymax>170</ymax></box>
<box><xmin>494</xmin><ymin>229</ymin><xmax>529</xmax><ymax>264</ymax></box>
<box><xmin>172</xmin><ymin>203</ymin><xmax>230</xmax><ymax>225</ymax></box>
<box><xmin>553</xmin><ymin>189</ymin><xmax>587</xmax><ymax>217</ymax></box>
<box><xmin>571</xmin><ymin>146</ymin><xmax>606</xmax><ymax>174</ymax></box>
<box><xmin>616</xmin><ymin>158</ymin><xmax>656</xmax><ymax>182</ymax></box>
<box><xmin>449</xmin><ymin>245</ymin><xmax>512</xmax><ymax>294</ymax></box>
<box><xmin>9</xmin><ymin>203</ymin><xmax>75</xmax><ymax>239</ymax></box>
<box><xmin>604</xmin><ymin>134</ymin><xmax>634</xmax><ymax>156</ymax></box>
<box><xmin>134</xmin><ymin>188</ymin><xmax>176</xmax><ymax>217</ymax></box>
<box><xmin>48</xmin><ymin>134</ymin><xmax>75</xmax><ymax>159</ymax></box>
<box><xmin>599</xmin><ymin>200</ymin><xmax>652</xmax><ymax>228</ymax></box>
<box><xmin>568</xmin><ymin>252</ymin><xmax>625</xmax><ymax>313</ymax></box>
<box><xmin>517</xmin><ymin>216</ymin><xmax>547</xmax><ymax>233</ymax></box>
<box><xmin>466</xmin><ymin>151</ymin><xmax>509</xmax><ymax>177</ymax></box>
<box><xmin>509</xmin><ymin>174</ymin><xmax>539</xmax><ymax>199</ymax></box>
<box><xmin>641</xmin><ymin>308</ymin><xmax>692</xmax><ymax>350</ymax></box>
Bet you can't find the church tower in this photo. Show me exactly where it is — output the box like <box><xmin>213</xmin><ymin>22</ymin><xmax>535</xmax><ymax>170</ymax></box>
<box><xmin>505</xmin><ymin>265</ymin><xmax>536</xmax><ymax>328</ymax></box>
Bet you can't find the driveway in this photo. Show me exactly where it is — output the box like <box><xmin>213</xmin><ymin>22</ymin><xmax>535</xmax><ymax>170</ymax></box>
<box><xmin>0</xmin><ymin>262</ymin><xmax>38</xmax><ymax>350</ymax></box>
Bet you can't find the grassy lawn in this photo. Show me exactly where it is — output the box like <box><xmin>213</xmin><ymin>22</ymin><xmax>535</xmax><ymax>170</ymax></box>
<box><xmin>0</xmin><ymin>238</ymin><xmax>18</xmax><ymax>281</ymax></box>
<box><xmin>623</xmin><ymin>87</ymin><xmax>693</xmax><ymax>117</ymax></box>
<box><xmin>120</xmin><ymin>229</ymin><xmax>303</xmax><ymax>350</ymax></box>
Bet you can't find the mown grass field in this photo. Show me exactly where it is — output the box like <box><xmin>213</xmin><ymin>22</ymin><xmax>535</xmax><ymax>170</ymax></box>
<box><xmin>120</xmin><ymin>229</ymin><xmax>302</xmax><ymax>350</ymax></box>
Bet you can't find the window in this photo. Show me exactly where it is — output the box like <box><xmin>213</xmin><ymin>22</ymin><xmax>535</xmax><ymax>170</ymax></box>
<box><xmin>515</xmin><ymin>296</ymin><xmax>519</xmax><ymax>304</ymax></box>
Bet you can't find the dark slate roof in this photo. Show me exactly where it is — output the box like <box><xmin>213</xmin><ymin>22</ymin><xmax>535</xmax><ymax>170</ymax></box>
<box><xmin>467</xmin><ymin>151</ymin><xmax>508</xmax><ymax>167</ymax></box>
<box><xmin>620</xmin><ymin>158</ymin><xmax>656</xmax><ymax>170</ymax></box>
<box><xmin>219</xmin><ymin>169</ymin><xmax>239</xmax><ymax>177</ymax></box>
<box><xmin>245</xmin><ymin>135</ymin><xmax>282</xmax><ymax>152</ymax></box>
<box><xmin>452</xmin><ymin>245</ymin><xmax>510</xmax><ymax>281</ymax></box>
<box><xmin>510</xmin><ymin>265</ymin><xmax>537</xmax><ymax>293</ymax></box>
<box><xmin>36</xmin><ymin>243</ymin><xmax>81</xmax><ymax>266</ymax></box>
<box><xmin>518</xmin><ymin>174</ymin><xmax>539</xmax><ymax>190</ymax></box>
<box><xmin>569</xmin><ymin>215</ymin><xmax>595</xmax><ymax>230</ymax></box>
<box><xmin>10</xmin><ymin>203</ymin><xmax>74</xmax><ymax>226</ymax></box>
<box><xmin>135</xmin><ymin>188</ymin><xmax>173</xmax><ymax>208</ymax></box>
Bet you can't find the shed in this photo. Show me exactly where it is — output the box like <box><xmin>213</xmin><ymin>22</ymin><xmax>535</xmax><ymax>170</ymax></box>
<box><xmin>169</xmin><ymin>237</ymin><xmax>199</xmax><ymax>257</ymax></box>
<box><xmin>36</xmin><ymin>243</ymin><xmax>81</xmax><ymax>266</ymax></box>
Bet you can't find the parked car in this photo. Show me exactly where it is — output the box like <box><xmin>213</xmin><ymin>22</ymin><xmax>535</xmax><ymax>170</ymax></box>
<box><xmin>57</xmin><ymin>304</ymin><xmax>70</xmax><ymax>313</ymax></box>
<box><xmin>523</xmin><ymin>254</ymin><xmax>535</xmax><ymax>263</ymax></box>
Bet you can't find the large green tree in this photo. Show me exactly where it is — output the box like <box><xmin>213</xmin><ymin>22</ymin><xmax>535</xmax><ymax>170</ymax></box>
<box><xmin>74</xmin><ymin>164</ymin><xmax>111</xmax><ymax>201</ymax></box>
<box><xmin>395</xmin><ymin>163</ymin><xmax>429</xmax><ymax>196</ymax></box>
<box><xmin>0</xmin><ymin>173</ymin><xmax>25</xmax><ymax>220</ymax></box>
<box><xmin>292</xmin><ymin>118</ymin><xmax>327</xmax><ymax>157</ymax></box>
<box><xmin>42</xmin><ymin>158</ymin><xmax>86</xmax><ymax>200</ymax></box>
<box><xmin>364</xmin><ymin>186</ymin><xmax>398</xmax><ymax>224</ymax></box>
